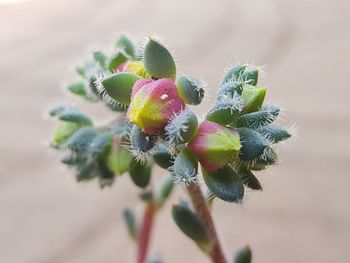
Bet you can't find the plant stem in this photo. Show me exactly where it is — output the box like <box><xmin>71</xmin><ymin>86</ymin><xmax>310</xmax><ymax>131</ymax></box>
<box><xmin>186</xmin><ymin>183</ymin><xmax>227</xmax><ymax>263</ymax></box>
<box><xmin>137</xmin><ymin>201</ymin><xmax>156</xmax><ymax>263</ymax></box>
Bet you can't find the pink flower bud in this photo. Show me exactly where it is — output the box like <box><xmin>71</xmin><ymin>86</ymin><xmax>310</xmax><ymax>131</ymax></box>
<box><xmin>127</xmin><ymin>78</ymin><xmax>185</xmax><ymax>134</ymax></box>
<box><xmin>188</xmin><ymin>121</ymin><xmax>241</xmax><ymax>172</ymax></box>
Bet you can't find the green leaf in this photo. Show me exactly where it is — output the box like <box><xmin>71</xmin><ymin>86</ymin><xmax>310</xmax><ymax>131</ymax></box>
<box><xmin>122</xmin><ymin>208</ymin><xmax>138</xmax><ymax>242</ymax></box>
<box><xmin>176</xmin><ymin>75</ymin><xmax>205</xmax><ymax>105</ymax></box>
<box><xmin>202</xmin><ymin>165</ymin><xmax>244</xmax><ymax>203</ymax></box>
<box><xmin>101</xmin><ymin>72</ymin><xmax>141</xmax><ymax>104</ymax></box>
<box><xmin>153</xmin><ymin>144</ymin><xmax>173</xmax><ymax>169</ymax></box>
<box><xmin>93</xmin><ymin>50</ymin><xmax>107</xmax><ymax>68</ymax></box>
<box><xmin>51</xmin><ymin>121</ymin><xmax>80</xmax><ymax>146</ymax></box>
<box><xmin>235</xmin><ymin>105</ymin><xmax>280</xmax><ymax>128</ymax></box>
<box><xmin>234</xmin><ymin>245</ymin><xmax>252</xmax><ymax>263</ymax></box>
<box><xmin>67</xmin><ymin>81</ymin><xmax>87</xmax><ymax>97</ymax></box>
<box><xmin>237</xmin><ymin>166</ymin><xmax>262</xmax><ymax>190</ymax></box>
<box><xmin>66</xmin><ymin>127</ymin><xmax>98</xmax><ymax>153</ymax></box>
<box><xmin>172</xmin><ymin>203</ymin><xmax>211</xmax><ymax>253</ymax></box>
<box><xmin>108</xmin><ymin>50</ymin><xmax>130</xmax><ymax>72</ymax></box>
<box><xmin>165</xmin><ymin>110</ymin><xmax>198</xmax><ymax>145</ymax></box>
<box><xmin>58</xmin><ymin>109</ymin><xmax>92</xmax><ymax>126</ymax></box>
<box><xmin>237</xmin><ymin>128</ymin><xmax>270</xmax><ymax>161</ymax></box>
<box><xmin>116</xmin><ymin>35</ymin><xmax>135</xmax><ymax>58</ymax></box>
<box><xmin>256</xmin><ymin>124</ymin><xmax>291</xmax><ymax>144</ymax></box>
<box><xmin>206</xmin><ymin>102</ymin><xmax>241</xmax><ymax>125</ymax></box>
<box><xmin>88</xmin><ymin>131</ymin><xmax>113</xmax><ymax>157</ymax></box>
<box><xmin>241</xmin><ymin>85</ymin><xmax>266</xmax><ymax>113</ymax></box>
<box><xmin>76</xmin><ymin>161</ymin><xmax>97</xmax><ymax>182</ymax></box>
<box><xmin>173</xmin><ymin>148</ymin><xmax>198</xmax><ymax>185</ymax></box>
<box><xmin>220</xmin><ymin>65</ymin><xmax>246</xmax><ymax>86</ymax></box>
<box><xmin>143</xmin><ymin>38</ymin><xmax>176</xmax><ymax>79</ymax></box>
<box><xmin>97</xmin><ymin>158</ymin><xmax>115</xmax><ymax>188</ymax></box>
<box><xmin>130</xmin><ymin>125</ymin><xmax>157</xmax><ymax>153</ymax></box>
<box><xmin>241</xmin><ymin>67</ymin><xmax>259</xmax><ymax>86</ymax></box>
<box><xmin>106</xmin><ymin>138</ymin><xmax>133</xmax><ymax>175</ymax></box>
<box><xmin>129</xmin><ymin>160</ymin><xmax>151</xmax><ymax>188</ymax></box>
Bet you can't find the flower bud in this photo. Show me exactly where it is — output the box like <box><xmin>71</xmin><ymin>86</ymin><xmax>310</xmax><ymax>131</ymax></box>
<box><xmin>188</xmin><ymin>121</ymin><xmax>241</xmax><ymax>172</ymax></box>
<box><xmin>127</xmin><ymin>78</ymin><xmax>185</xmax><ymax>134</ymax></box>
<box><xmin>176</xmin><ymin>75</ymin><xmax>205</xmax><ymax>105</ymax></box>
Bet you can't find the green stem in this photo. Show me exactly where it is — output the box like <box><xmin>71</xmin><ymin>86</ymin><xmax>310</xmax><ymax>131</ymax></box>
<box><xmin>137</xmin><ymin>201</ymin><xmax>156</xmax><ymax>263</ymax></box>
<box><xmin>186</xmin><ymin>183</ymin><xmax>227</xmax><ymax>263</ymax></box>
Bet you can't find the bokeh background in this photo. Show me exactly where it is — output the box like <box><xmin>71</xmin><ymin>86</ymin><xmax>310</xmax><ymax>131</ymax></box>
<box><xmin>1</xmin><ymin>0</ymin><xmax>349</xmax><ymax>262</ymax></box>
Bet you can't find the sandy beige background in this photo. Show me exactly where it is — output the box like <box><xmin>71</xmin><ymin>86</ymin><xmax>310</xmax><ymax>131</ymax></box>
<box><xmin>1</xmin><ymin>0</ymin><xmax>349</xmax><ymax>262</ymax></box>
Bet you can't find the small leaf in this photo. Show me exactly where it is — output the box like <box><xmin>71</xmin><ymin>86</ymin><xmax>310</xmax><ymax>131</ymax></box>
<box><xmin>88</xmin><ymin>131</ymin><xmax>113</xmax><ymax>157</ymax></box>
<box><xmin>177</xmin><ymin>75</ymin><xmax>205</xmax><ymax>105</ymax></box>
<box><xmin>172</xmin><ymin>204</ymin><xmax>211</xmax><ymax>253</ymax></box>
<box><xmin>102</xmin><ymin>72</ymin><xmax>141</xmax><ymax>104</ymax></box>
<box><xmin>129</xmin><ymin>160</ymin><xmax>151</xmax><ymax>188</ymax></box>
<box><xmin>237</xmin><ymin>166</ymin><xmax>262</xmax><ymax>190</ymax></box>
<box><xmin>153</xmin><ymin>144</ymin><xmax>173</xmax><ymax>169</ymax></box>
<box><xmin>235</xmin><ymin>105</ymin><xmax>279</xmax><ymax>128</ymax></box>
<box><xmin>51</xmin><ymin>121</ymin><xmax>80</xmax><ymax>146</ymax></box>
<box><xmin>130</xmin><ymin>125</ymin><xmax>157</xmax><ymax>153</ymax></box>
<box><xmin>220</xmin><ymin>65</ymin><xmax>246</xmax><ymax>86</ymax></box>
<box><xmin>172</xmin><ymin>148</ymin><xmax>198</xmax><ymax>185</ymax></box>
<box><xmin>256</xmin><ymin>124</ymin><xmax>291</xmax><ymax>144</ymax></box>
<box><xmin>67</xmin><ymin>81</ymin><xmax>87</xmax><ymax>97</ymax></box>
<box><xmin>93</xmin><ymin>50</ymin><xmax>107</xmax><ymax>68</ymax></box>
<box><xmin>116</xmin><ymin>35</ymin><xmax>135</xmax><ymax>58</ymax></box>
<box><xmin>66</xmin><ymin>127</ymin><xmax>98</xmax><ymax>153</ymax></box>
<box><xmin>76</xmin><ymin>161</ymin><xmax>97</xmax><ymax>182</ymax></box>
<box><xmin>234</xmin><ymin>245</ymin><xmax>252</xmax><ymax>263</ymax></box>
<box><xmin>165</xmin><ymin>110</ymin><xmax>198</xmax><ymax>145</ymax></box>
<box><xmin>237</xmin><ymin>128</ymin><xmax>270</xmax><ymax>161</ymax></box>
<box><xmin>122</xmin><ymin>208</ymin><xmax>138</xmax><ymax>242</ymax></box>
<box><xmin>241</xmin><ymin>67</ymin><xmax>259</xmax><ymax>86</ymax></box>
<box><xmin>241</xmin><ymin>85</ymin><xmax>266</xmax><ymax>113</ymax></box>
<box><xmin>106</xmin><ymin>137</ymin><xmax>133</xmax><ymax>175</ymax></box>
<box><xmin>143</xmin><ymin>38</ymin><xmax>176</xmax><ymax>79</ymax></box>
<box><xmin>202</xmin><ymin>165</ymin><xmax>244</xmax><ymax>203</ymax></box>
<box><xmin>97</xmin><ymin>158</ymin><xmax>115</xmax><ymax>188</ymax></box>
<box><xmin>58</xmin><ymin>109</ymin><xmax>93</xmax><ymax>126</ymax></box>
<box><xmin>108</xmin><ymin>50</ymin><xmax>130</xmax><ymax>72</ymax></box>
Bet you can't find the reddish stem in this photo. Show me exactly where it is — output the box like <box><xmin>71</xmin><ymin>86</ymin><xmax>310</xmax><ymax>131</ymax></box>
<box><xmin>137</xmin><ymin>202</ymin><xmax>156</xmax><ymax>263</ymax></box>
<box><xmin>187</xmin><ymin>183</ymin><xmax>227</xmax><ymax>263</ymax></box>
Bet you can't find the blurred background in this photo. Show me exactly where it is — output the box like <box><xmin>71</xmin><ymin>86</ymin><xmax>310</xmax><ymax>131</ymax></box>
<box><xmin>1</xmin><ymin>0</ymin><xmax>349</xmax><ymax>262</ymax></box>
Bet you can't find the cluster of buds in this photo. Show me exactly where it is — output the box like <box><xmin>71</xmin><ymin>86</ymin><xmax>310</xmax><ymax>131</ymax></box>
<box><xmin>49</xmin><ymin>34</ymin><xmax>294</xmax><ymax>262</ymax></box>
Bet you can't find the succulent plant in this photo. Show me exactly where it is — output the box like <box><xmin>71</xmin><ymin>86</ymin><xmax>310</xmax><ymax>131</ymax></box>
<box><xmin>49</xmin><ymin>34</ymin><xmax>294</xmax><ymax>263</ymax></box>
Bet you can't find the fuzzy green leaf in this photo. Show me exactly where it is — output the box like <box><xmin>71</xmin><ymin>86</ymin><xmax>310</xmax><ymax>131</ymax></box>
<box><xmin>220</xmin><ymin>65</ymin><xmax>246</xmax><ymax>86</ymax></box>
<box><xmin>172</xmin><ymin>204</ymin><xmax>211</xmax><ymax>252</ymax></box>
<box><xmin>129</xmin><ymin>160</ymin><xmax>151</xmax><ymax>188</ymax></box>
<box><xmin>237</xmin><ymin>166</ymin><xmax>262</xmax><ymax>190</ymax></box>
<box><xmin>108</xmin><ymin>50</ymin><xmax>130</xmax><ymax>72</ymax></box>
<box><xmin>153</xmin><ymin>144</ymin><xmax>173</xmax><ymax>169</ymax></box>
<box><xmin>143</xmin><ymin>38</ymin><xmax>176</xmax><ymax>79</ymax></box>
<box><xmin>256</xmin><ymin>124</ymin><xmax>291</xmax><ymax>144</ymax></box>
<box><xmin>116</xmin><ymin>35</ymin><xmax>135</xmax><ymax>58</ymax></box>
<box><xmin>202</xmin><ymin>165</ymin><xmax>244</xmax><ymax>203</ymax></box>
<box><xmin>102</xmin><ymin>72</ymin><xmax>141</xmax><ymax>105</ymax></box>
<box><xmin>88</xmin><ymin>131</ymin><xmax>113</xmax><ymax>157</ymax></box>
<box><xmin>67</xmin><ymin>81</ymin><xmax>87</xmax><ymax>97</ymax></box>
<box><xmin>66</xmin><ymin>127</ymin><xmax>98</xmax><ymax>153</ymax></box>
<box><xmin>173</xmin><ymin>148</ymin><xmax>198</xmax><ymax>185</ymax></box>
<box><xmin>235</xmin><ymin>105</ymin><xmax>280</xmax><ymax>128</ymax></box>
<box><xmin>234</xmin><ymin>246</ymin><xmax>252</xmax><ymax>263</ymax></box>
<box><xmin>123</xmin><ymin>208</ymin><xmax>138</xmax><ymax>242</ymax></box>
<box><xmin>177</xmin><ymin>75</ymin><xmax>205</xmax><ymax>105</ymax></box>
<box><xmin>237</xmin><ymin>128</ymin><xmax>270</xmax><ymax>161</ymax></box>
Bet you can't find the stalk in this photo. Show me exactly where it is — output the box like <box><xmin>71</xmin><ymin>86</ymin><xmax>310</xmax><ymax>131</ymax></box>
<box><xmin>137</xmin><ymin>201</ymin><xmax>156</xmax><ymax>263</ymax></box>
<box><xmin>186</xmin><ymin>183</ymin><xmax>227</xmax><ymax>263</ymax></box>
